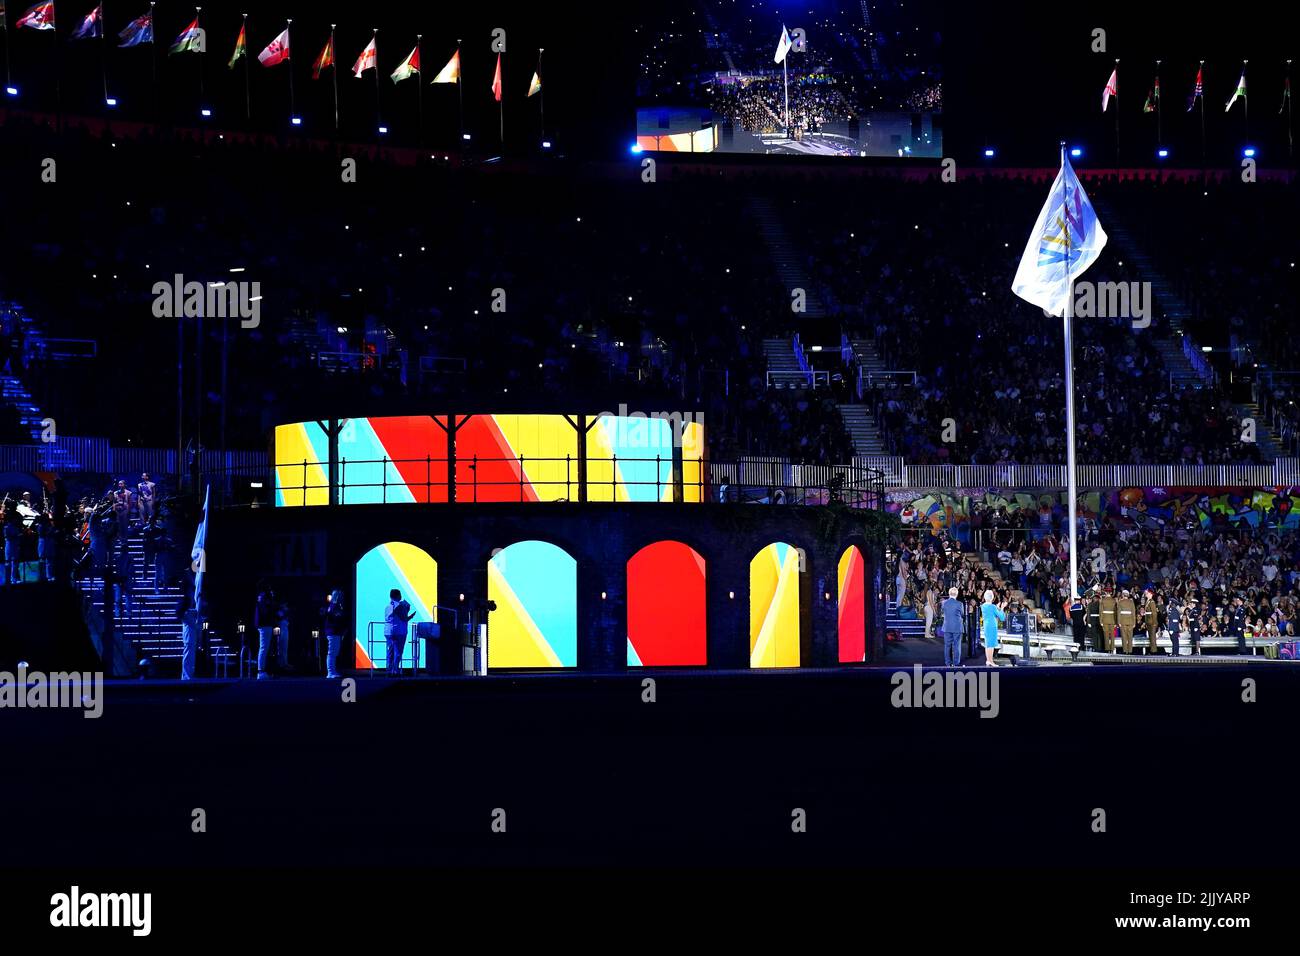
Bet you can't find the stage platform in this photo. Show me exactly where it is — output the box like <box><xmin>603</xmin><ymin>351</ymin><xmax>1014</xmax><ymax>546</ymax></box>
<box><xmin>4</xmin><ymin>664</ymin><xmax>1296</xmax><ymax>871</ymax></box>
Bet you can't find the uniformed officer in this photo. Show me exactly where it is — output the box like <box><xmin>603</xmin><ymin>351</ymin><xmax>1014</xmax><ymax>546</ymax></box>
<box><xmin>1227</xmin><ymin>596</ymin><xmax>1248</xmax><ymax>654</ymax></box>
<box><xmin>1141</xmin><ymin>588</ymin><xmax>1160</xmax><ymax>655</ymax></box>
<box><xmin>1165</xmin><ymin>594</ymin><xmax>1183</xmax><ymax>658</ymax></box>
<box><xmin>1099</xmin><ymin>588</ymin><xmax>1118</xmax><ymax>653</ymax></box>
<box><xmin>1069</xmin><ymin>592</ymin><xmax>1088</xmax><ymax>654</ymax></box>
<box><xmin>1086</xmin><ymin>589</ymin><xmax>1103</xmax><ymax>652</ymax></box>
<box><xmin>1185</xmin><ymin>596</ymin><xmax>1202</xmax><ymax>655</ymax></box>
<box><xmin>1116</xmin><ymin>588</ymin><xmax>1137</xmax><ymax>654</ymax></box>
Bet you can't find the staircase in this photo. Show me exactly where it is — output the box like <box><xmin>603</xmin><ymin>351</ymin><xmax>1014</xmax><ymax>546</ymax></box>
<box><xmin>885</xmin><ymin>600</ymin><xmax>930</xmax><ymax>639</ymax></box>
<box><xmin>76</xmin><ymin>532</ymin><xmax>236</xmax><ymax>675</ymax></box>
<box><xmin>762</xmin><ymin>337</ymin><xmax>809</xmax><ymax>388</ymax></box>
<box><xmin>746</xmin><ymin>197</ymin><xmax>827</xmax><ymax>318</ymax></box>
<box><xmin>838</xmin><ymin>404</ymin><xmax>886</xmax><ymax>454</ymax></box>
<box><xmin>1096</xmin><ymin>204</ymin><xmax>1284</xmax><ymax>458</ymax></box>
<box><xmin>0</xmin><ymin>301</ymin><xmax>82</xmax><ymax>469</ymax></box>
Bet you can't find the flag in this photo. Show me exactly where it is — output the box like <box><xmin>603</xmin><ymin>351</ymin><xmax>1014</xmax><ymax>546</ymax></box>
<box><xmin>1281</xmin><ymin>76</ymin><xmax>1292</xmax><ymax>115</ymax></box>
<box><xmin>527</xmin><ymin>70</ymin><xmax>541</xmax><ymax>97</ymax></box>
<box><xmin>774</xmin><ymin>24</ymin><xmax>792</xmax><ymax>64</ymax></box>
<box><xmin>1011</xmin><ymin>151</ymin><xmax>1108</xmax><ymax>318</ymax></box>
<box><xmin>311</xmin><ymin>35</ymin><xmax>334</xmax><ymax>79</ymax></box>
<box><xmin>190</xmin><ymin>485</ymin><xmax>209</xmax><ymax>613</ymax></box>
<box><xmin>1143</xmin><ymin>75</ymin><xmax>1160</xmax><ymax>113</ymax></box>
<box><xmin>431</xmin><ymin>49</ymin><xmax>459</xmax><ymax>84</ymax></box>
<box><xmin>1225</xmin><ymin>68</ymin><xmax>1247</xmax><ymax>112</ymax></box>
<box><xmin>491</xmin><ymin>52</ymin><xmax>502</xmax><ymax>101</ymax></box>
<box><xmin>169</xmin><ymin>17</ymin><xmax>202</xmax><ymax>55</ymax></box>
<box><xmin>258</xmin><ymin>27</ymin><xmax>289</xmax><ymax>67</ymax></box>
<box><xmin>228</xmin><ymin>21</ymin><xmax>246</xmax><ymax>69</ymax></box>
<box><xmin>16</xmin><ymin>1</ymin><xmax>54</xmax><ymax>30</ymax></box>
<box><xmin>118</xmin><ymin>9</ymin><xmax>152</xmax><ymax>47</ymax></box>
<box><xmin>70</xmin><ymin>3</ymin><xmax>100</xmax><ymax>39</ymax></box>
<box><xmin>390</xmin><ymin>43</ymin><xmax>419</xmax><ymax>83</ymax></box>
<box><xmin>1102</xmin><ymin>68</ymin><xmax>1117</xmax><ymax>111</ymax></box>
<box><xmin>1187</xmin><ymin>66</ymin><xmax>1203</xmax><ymax>111</ymax></box>
<box><xmin>352</xmin><ymin>36</ymin><xmax>376</xmax><ymax>77</ymax></box>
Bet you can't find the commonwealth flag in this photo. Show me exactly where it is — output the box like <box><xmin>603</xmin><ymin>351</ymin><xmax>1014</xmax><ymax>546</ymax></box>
<box><xmin>1011</xmin><ymin>151</ymin><xmax>1108</xmax><ymax>318</ymax></box>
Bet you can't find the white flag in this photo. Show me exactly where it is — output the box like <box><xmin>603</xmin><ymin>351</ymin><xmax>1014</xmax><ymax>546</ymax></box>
<box><xmin>774</xmin><ymin>25</ymin><xmax>792</xmax><ymax>64</ymax></box>
<box><xmin>1011</xmin><ymin>153</ymin><xmax>1108</xmax><ymax>317</ymax></box>
<box><xmin>1225</xmin><ymin>69</ymin><xmax>1247</xmax><ymax>112</ymax></box>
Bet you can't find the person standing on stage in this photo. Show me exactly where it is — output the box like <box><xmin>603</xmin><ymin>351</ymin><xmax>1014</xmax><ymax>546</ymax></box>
<box><xmin>1086</xmin><ymin>588</ymin><xmax>1103</xmax><ymax>652</ymax></box>
<box><xmin>136</xmin><ymin>473</ymin><xmax>157</xmax><ymax>525</ymax></box>
<box><xmin>1165</xmin><ymin>593</ymin><xmax>1183</xmax><ymax>657</ymax></box>
<box><xmin>384</xmin><ymin>588</ymin><xmax>417</xmax><ymax>673</ymax></box>
<box><xmin>1141</xmin><ymin>589</ymin><xmax>1160</xmax><ymax>655</ymax></box>
<box><xmin>1069</xmin><ymin>591</ymin><xmax>1088</xmax><ymax>654</ymax></box>
<box><xmin>255</xmin><ymin>584</ymin><xmax>279</xmax><ymax>680</ymax></box>
<box><xmin>1116</xmin><ymin>589</ymin><xmax>1137</xmax><ymax>654</ymax></box>
<box><xmin>980</xmin><ymin>589</ymin><xmax>1007</xmax><ymax>668</ymax></box>
<box><xmin>940</xmin><ymin>586</ymin><xmax>965</xmax><ymax>667</ymax></box>
<box><xmin>1228</xmin><ymin>595</ymin><xmax>1248</xmax><ymax>654</ymax></box>
<box><xmin>180</xmin><ymin>602</ymin><xmax>203</xmax><ymax>680</ymax></box>
<box><xmin>1099</xmin><ymin>588</ymin><xmax>1118</xmax><ymax>654</ymax></box>
<box><xmin>1186</xmin><ymin>595</ymin><xmax>1202</xmax><ymax>655</ymax></box>
<box><xmin>322</xmin><ymin>589</ymin><xmax>346</xmax><ymax>680</ymax></box>
<box><xmin>112</xmin><ymin>480</ymin><xmax>133</xmax><ymax>539</ymax></box>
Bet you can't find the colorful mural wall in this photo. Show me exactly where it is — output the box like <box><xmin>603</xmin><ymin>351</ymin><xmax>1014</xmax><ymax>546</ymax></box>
<box><xmin>749</xmin><ymin>542</ymin><xmax>802</xmax><ymax>668</ymax></box>
<box><xmin>338</xmin><ymin>416</ymin><xmax>448</xmax><ymax>504</ymax></box>
<box><xmin>626</xmin><ymin>541</ymin><xmax>707</xmax><ymax>666</ymax></box>
<box><xmin>354</xmin><ymin>542</ymin><xmax>438</xmax><ymax>670</ymax></box>
<box><xmin>274</xmin><ymin>421</ymin><xmax>330</xmax><ymax>507</ymax></box>
<box><xmin>456</xmin><ymin>415</ymin><xmax>580</xmax><ymax>502</ymax></box>
<box><xmin>837</xmin><ymin>546</ymin><xmax>866</xmax><ymax>663</ymax></box>
<box><xmin>488</xmin><ymin>540</ymin><xmax>578</xmax><ymax>668</ymax></box>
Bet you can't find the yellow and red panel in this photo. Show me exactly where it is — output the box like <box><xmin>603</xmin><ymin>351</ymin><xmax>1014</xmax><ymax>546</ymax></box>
<box><xmin>838</xmin><ymin>546</ymin><xmax>867</xmax><ymax>663</ymax></box>
<box><xmin>749</xmin><ymin>542</ymin><xmax>802</xmax><ymax>668</ymax></box>
<box><xmin>455</xmin><ymin>415</ymin><xmax>579</xmax><ymax>502</ymax></box>
<box><xmin>338</xmin><ymin>416</ymin><xmax>448</xmax><ymax>504</ymax></box>
<box><xmin>353</xmin><ymin>542</ymin><xmax>438</xmax><ymax>670</ymax></box>
<box><xmin>274</xmin><ymin>421</ymin><xmax>330</xmax><ymax>506</ymax></box>
<box><xmin>627</xmin><ymin>541</ymin><xmax>706</xmax><ymax>665</ymax></box>
<box><xmin>488</xmin><ymin>540</ymin><xmax>577</xmax><ymax>668</ymax></box>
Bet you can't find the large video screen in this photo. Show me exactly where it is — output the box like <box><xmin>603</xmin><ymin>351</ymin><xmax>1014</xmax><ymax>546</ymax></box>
<box><xmin>636</xmin><ymin>1</ymin><xmax>942</xmax><ymax>158</ymax></box>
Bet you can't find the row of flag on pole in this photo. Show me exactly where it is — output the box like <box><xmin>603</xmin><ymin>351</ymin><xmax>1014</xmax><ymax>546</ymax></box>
<box><xmin>2</xmin><ymin>3</ymin><xmax>544</xmax><ymax>99</ymax></box>
<box><xmin>1101</xmin><ymin>61</ymin><xmax>1293</xmax><ymax>115</ymax></box>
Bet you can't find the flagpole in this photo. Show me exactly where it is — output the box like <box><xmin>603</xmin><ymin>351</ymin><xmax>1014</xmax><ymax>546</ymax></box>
<box><xmin>416</xmin><ymin>34</ymin><xmax>423</xmax><ymax>143</ymax></box>
<box><xmin>1155</xmin><ymin>59</ymin><xmax>1162</xmax><ymax>148</ymax></box>
<box><xmin>1199</xmin><ymin>60</ymin><xmax>1206</xmax><ymax>164</ymax></box>
<box><xmin>286</xmin><ymin>19</ymin><xmax>295</xmax><ymax>122</ymax></box>
<box><xmin>372</xmin><ymin>29</ymin><xmax>381</xmax><ymax>133</ymax></box>
<box><xmin>1113</xmin><ymin>58</ymin><xmax>1120</xmax><ymax>163</ymax></box>
<box><xmin>2</xmin><ymin>5</ymin><xmax>10</xmax><ymax>92</ymax></box>
<box><xmin>1289</xmin><ymin>60</ymin><xmax>1294</xmax><ymax>160</ymax></box>
<box><xmin>499</xmin><ymin>52</ymin><xmax>505</xmax><ymax>144</ymax></box>
<box><xmin>1060</xmin><ymin>139</ymin><xmax>1080</xmax><ymax>604</ymax></box>
<box><xmin>457</xmin><ymin>40</ymin><xmax>464</xmax><ymax>147</ymax></box>
<box><xmin>331</xmin><ymin>25</ymin><xmax>339</xmax><ymax>132</ymax></box>
<box><xmin>783</xmin><ymin>56</ymin><xmax>789</xmax><ymax>136</ymax></box>
<box><xmin>101</xmin><ymin>3</ymin><xmax>111</xmax><ymax>105</ymax></box>
<box><xmin>1243</xmin><ymin>59</ymin><xmax>1249</xmax><ymax>142</ymax></box>
<box><xmin>242</xmin><ymin>14</ymin><xmax>250</xmax><ymax>122</ymax></box>
<box><xmin>538</xmin><ymin>47</ymin><xmax>545</xmax><ymax>139</ymax></box>
<box><xmin>196</xmin><ymin>7</ymin><xmax>204</xmax><ymax>104</ymax></box>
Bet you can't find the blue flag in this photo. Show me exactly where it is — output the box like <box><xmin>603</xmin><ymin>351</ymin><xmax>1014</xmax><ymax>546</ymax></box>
<box><xmin>118</xmin><ymin>11</ymin><xmax>153</xmax><ymax>47</ymax></box>
<box><xmin>71</xmin><ymin>4</ymin><xmax>102</xmax><ymax>40</ymax></box>
<box><xmin>191</xmin><ymin>485</ymin><xmax>209</xmax><ymax>611</ymax></box>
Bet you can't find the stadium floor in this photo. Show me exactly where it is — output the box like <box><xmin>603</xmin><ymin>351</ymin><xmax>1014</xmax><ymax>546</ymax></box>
<box><xmin>3</xmin><ymin>666</ymin><xmax>1294</xmax><ymax>869</ymax></box>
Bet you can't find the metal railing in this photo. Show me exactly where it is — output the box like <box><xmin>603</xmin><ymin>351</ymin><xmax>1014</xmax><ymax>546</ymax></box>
<box><xmin>259</xmin><ymin>454</ymin><xmax>887</xmax><ymax>510</ymax></box>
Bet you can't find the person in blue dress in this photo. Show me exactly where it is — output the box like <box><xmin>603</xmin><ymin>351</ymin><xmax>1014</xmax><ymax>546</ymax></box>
<box><xmin>980</xmin><ymin>589</ymin><xmax>1007</xmax><ymax>667</ymax></box>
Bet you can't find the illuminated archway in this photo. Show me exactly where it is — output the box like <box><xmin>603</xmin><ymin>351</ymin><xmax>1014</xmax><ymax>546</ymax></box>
<box><xmin>354</xmin><ymin>542</ymin><xmax>438</xmax><ymax>670</ymax></box>
<box><xmin>488</xmin><ymin>540</ymin><xmax>577</xmax><ymax>668</ymax></box>
<box><xmin>749</xmin><ymin>542</ymin><xmax>803</xmax><ymax>668</ymax></box>
<box><xmin>627</xmin><ymin>541</ymin><xmax>707</xmax><ymax>666</ymax></box>
<box><xmin>838</xmin><ymin>546</ymin><xmax>867</xmax><ymax>663</ymax></box>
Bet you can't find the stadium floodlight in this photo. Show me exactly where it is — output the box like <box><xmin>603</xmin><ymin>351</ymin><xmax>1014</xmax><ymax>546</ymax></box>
<box><xmin>378</xmin><ymin>126</ymin><xmax>389</xmax><ymax>134</ymax></box>
<box><xmin>200</xmin><ymin>108</ymin><xmax>212</xmax><ymax>118</ymax></box>
<box><xmin>1069</xmin><ymin>147</ymin><xmax>1083</xmax><ymax>158</ymax></box>
<box><xmin>290</xmin><ymin>116</ymin><xmax>303</xmax><ymax>126</ymax></box>
<box><xmin>983</xmin><ymin>147</ymin><xmax>996</xmax><ymax>158</ymax></box>
<box><xmin>1157</xmin><ymin>148</ymin><xmax>1169</xmax><ymax>159</ymax></box>
<box><xmin>5</xmin><ymin>86</ymin><xmax>18</xmax><ymax>97</ymax></box>
<box><xmin>1201</xmin><ymin>346</ymin><xmax>1213</xmax><ymax>352</ymax></box>
<box><xmin>106</xmin><ymin>97</ymin><xmax>118</xmax><ymax>107</ymax></box>
<box><xmin>542</xmin><ymin>140</ymin><xmax>552</xmax><ymax>149</ymax></box>
<box><xmin>1242</xmin><ymin>146</ymin><xmax>1256</xmax><ymax>158</ymax></box>
<box><xmin>462</xmin><ymin>133</ymin><xmax>471</xmax><ymax>141</ymax></box>
<box><xmin>630</xmin><ymin>142</ymin><xmax>644</xmax><ymax>154</ymax></box>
